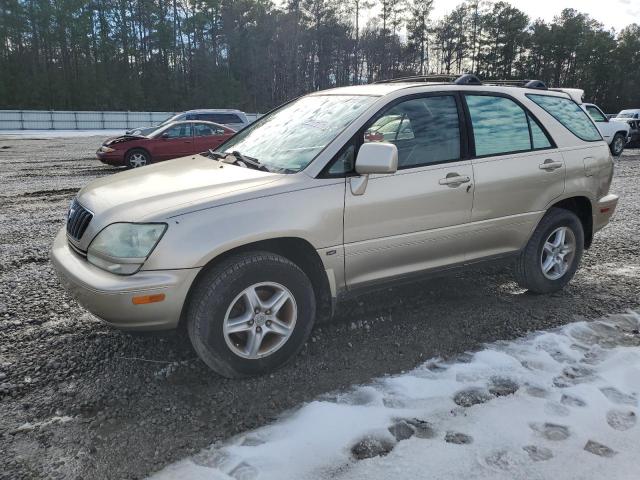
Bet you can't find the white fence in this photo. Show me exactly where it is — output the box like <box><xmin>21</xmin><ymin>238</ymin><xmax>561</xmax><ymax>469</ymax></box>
<box><xmin>0</xmin><ymin>110</ymin><xmax>261</xmax><ymax>130</ymax></box>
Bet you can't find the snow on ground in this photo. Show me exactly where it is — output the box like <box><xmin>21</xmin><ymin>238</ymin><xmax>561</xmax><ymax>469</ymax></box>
<box><xmin>0</xmin><ymin>129</ymin><xmax>126</xmax><ymax>139</ymax></box>
<box><xmin>150</xmin><ymin>313</ymin><xmax>640</xmax><ymax>480</ymax></box>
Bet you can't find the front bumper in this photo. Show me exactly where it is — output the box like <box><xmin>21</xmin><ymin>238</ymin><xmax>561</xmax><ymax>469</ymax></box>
<box><xmin>593</xmin><ymin>194</ymin><xmax>619</xmax><ymax>233</ymax></box>
<box><xmin>96</xmin><ymin>149</ymin><xmax>125</xmax><ymax>166</ymax></box>
<box><xmin>51</xmin><ymin>228</ymin><xmax>200</xmax><ymax>330</ymax></box>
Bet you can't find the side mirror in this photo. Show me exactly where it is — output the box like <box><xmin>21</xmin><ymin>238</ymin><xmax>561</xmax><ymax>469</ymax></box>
<box><xmin>355</xmin><ymin>142</ymin><xmax>398</xmax><ymax>175</ymax></box>
<box><xmin>161</xmin><ymin>132</ymin><xmax>170</xmax><ymax>139</ymax></box>
<box><xmin>351</xmin><ymin>142</ymin><xmax>398</xmax><ymax>196</ymax></box>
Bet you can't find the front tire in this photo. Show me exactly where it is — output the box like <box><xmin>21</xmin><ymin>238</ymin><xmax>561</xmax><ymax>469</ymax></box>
<box><xmin>610</xmin><ymin>133</ymin><xmax>626</xmax><ymax>157</ymax></box>
<box><xmin>514</xmin><ymin>208</ymin><xmax>584</xmax><ymax>294</ymax></box>
<box><xmin>187</xmin><ymin>252</ymin><xmax>316</xmax><ymax>378</ymax></box>
<box><xmin>125</xmin><ymin>148</ymin><xmax>151</xmax><ymax>168</ymax></box>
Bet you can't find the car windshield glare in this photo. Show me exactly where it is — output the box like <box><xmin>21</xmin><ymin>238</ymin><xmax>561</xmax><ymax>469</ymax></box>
<box><xmin>217</xmin><ymin>94</ymin><xmax>376</xmax><ymax>172</ymax></box>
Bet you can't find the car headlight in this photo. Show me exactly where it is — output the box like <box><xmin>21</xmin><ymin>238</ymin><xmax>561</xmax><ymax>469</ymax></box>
<box><xmin>100</xmin><ymin>146</ymin><xmax>115</xmax><ymax>153</ymax></box>
<box><xmin>87</xmin><ymin>223</ymin><xmax>167</xmax><ymax>275</ymax></box>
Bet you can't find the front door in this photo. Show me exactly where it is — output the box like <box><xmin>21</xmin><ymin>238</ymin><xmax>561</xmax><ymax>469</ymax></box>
<box><xmin>155</xmin><ymin>123</ymin><xmax>194</xmax><ymax>160</ymax></box>
<box><xmin>343</xmin><ymin>94</ymin><xmax>475</xmax><ymax>288</ymax></box>
<box><xmin>463</xmin><ymin>93</ymin><xmax>566</xmax><ymax>261</ymax></box>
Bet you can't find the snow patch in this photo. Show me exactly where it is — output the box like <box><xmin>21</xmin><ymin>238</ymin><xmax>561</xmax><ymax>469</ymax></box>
<box><xmin>149</xmin><ymin>312</ymin><xmax>640</xmax><ymax>480</ymax></box>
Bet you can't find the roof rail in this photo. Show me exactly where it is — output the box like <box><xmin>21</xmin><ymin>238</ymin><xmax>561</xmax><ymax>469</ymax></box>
<box><xmin>373</xmin><ymin>74</ymin><xmax>458</xmax><ymax>84</ymax></box>
<box><xmin>484</xmin><ymin>79</ymin><xmax>547</xmax><ymax>90</ymax></box>
<box><xmin>372</xmin><ymin>74</ymin><xmax>547</xmax><ymax>90</ymax></box>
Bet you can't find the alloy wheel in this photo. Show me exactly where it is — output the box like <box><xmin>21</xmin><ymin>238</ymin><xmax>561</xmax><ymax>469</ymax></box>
<box><xmin>129</xmin><ymin>153</ymin><xmax>148</xmax><ymax>168</ymax></box>
<box><xmin>613</xmin><ymin>136</ymin><xmax>625</xmax><ymax>156</ymax></box>
<box><xmin>540</xmin><ymin>226</ymin><xmax>576</xmax><ymax>280</ymax></box>
<box><xmin>223</xmin><ymin>282</ymin><xmax>297</xmax><ymax>359</ymax></box>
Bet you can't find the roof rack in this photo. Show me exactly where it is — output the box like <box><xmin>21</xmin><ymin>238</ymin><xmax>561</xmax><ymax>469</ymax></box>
<box><xmin>373</xmin><ymin>74</ymin><xmax>547</xmax><ymax>90</ymax></box>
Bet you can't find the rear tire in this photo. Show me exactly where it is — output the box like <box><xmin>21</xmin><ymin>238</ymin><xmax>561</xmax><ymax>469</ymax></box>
<box><xmin>125</xmin><ymin>148</ymin><xmax>151</xmax><ymax>168</ymax></box>
<box><xmin>610</xmin><ymin>133</ymin><xmax>626</xmax><ymax>157</ymax></box>
<box><xmin>514</xmin><ymin>208</ymin><xmax>584</xmax><ymax>294</ymax></box>
<box><xmin>187</xmin><ymin>252</ymin><xmax>316</xmax><ymax>378</ymax></box>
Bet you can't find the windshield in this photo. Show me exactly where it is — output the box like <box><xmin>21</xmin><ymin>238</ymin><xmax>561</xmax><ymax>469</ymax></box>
<box><xmin>159</xmin><ymin>113</ymin><xmax>182</xmax><ymax>125</ymax></box>
<box><xmin>216</xmin><ymin>94</ymin><xmax>376</xmax><ymax>172</ymax></box>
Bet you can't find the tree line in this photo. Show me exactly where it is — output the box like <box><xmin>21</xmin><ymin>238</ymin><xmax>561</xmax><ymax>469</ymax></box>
<box><xmin>0</xmin><ymin>0</ymin><xmax>639</xmax><ymax>113</ymax></box>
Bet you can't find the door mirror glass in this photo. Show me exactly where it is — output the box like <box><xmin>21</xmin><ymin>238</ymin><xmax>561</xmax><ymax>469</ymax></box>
<box><xmin>355</xmin><ymin>142</ymin><xmax>398</xmax><ymax>175</ymax></box>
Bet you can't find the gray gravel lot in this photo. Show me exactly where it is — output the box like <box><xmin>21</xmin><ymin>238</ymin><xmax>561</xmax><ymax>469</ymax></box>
<box><xmin>0</xmin><ymin>136</ymin><xmax>639</xmax><ymax>480</ymax></box>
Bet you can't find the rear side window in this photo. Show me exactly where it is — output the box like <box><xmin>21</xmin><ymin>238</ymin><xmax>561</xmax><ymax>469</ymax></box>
<box><xmin>529</xmin><ymin>115</ymin><xmax>552</xmax><ymax>149</ymax></box>
<box><xmin>527</xmin><ymin>94</ymin><xmax>601</xmax><ymax>141</ymax></box>
<box><xmin>466</xmin><ymin>95</ymin><xmax>551</xmax><ymax>156</ymax></box>
<box><xmin>199</xmin><ymin>113</ymin><xmax>243</xmax><ymax>124</ymax></box>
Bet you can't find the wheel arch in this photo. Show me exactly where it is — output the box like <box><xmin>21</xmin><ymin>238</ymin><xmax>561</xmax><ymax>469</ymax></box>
<box><xmin>549</xmin><ymin>196</ymin><xmax>593</xmax><ymax>248</ymax></box>
<box><xmin>179</xmin><ymin>237</ymin><xmax>334</xmax><ymax>329</ymax></box>
<box><xmin>125</xmin><ymin>146</ymin><xmax>152</xmax><ymax>164</ymax></box>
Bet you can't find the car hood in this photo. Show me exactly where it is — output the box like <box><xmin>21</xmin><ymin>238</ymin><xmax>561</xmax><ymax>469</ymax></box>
<box><xmin>104</xmin><ymin>134</ymin><xmax>147</xmax><ymax>145</ymax></box>
<box><xmin>77</xmin><ymin>155</ymin><xmax>285</xmax><ymax>224</ymax></box>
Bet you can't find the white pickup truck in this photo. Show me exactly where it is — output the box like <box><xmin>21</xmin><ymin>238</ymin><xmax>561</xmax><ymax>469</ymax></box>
<box><xmin>552</xmin><ymin>88</ymin><xmax>630</xmax><ymax>156</ymax></box>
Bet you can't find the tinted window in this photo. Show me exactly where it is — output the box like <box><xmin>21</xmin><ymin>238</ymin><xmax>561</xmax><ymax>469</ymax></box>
<box><xmin>364</xmin><ymin>95</ymin><xmax>461</xmax><ymax>168</ymax></box>
<box><xmin>163</xmin><ymin>123</ymin><xmax>192</xmax><ymax>138</ymax></box>
<box><xmin>466</xmin><ymin>95</ymin><xmax>531</xmax><ymax>156</ymax></box>
<box><xmin>529</xmin><ymin>114</ymin><xmax>552</xmax><ymax>149</ymax></box>
<box><xmin>527</xmin><ymin>94</ymin><xmax>601</xmax><ymax>141</ymax></box>
<box><xmin>586</xmin><ymin>105</ymin><xmax>606</xmax><ymax>122</ymax></box>
<box><xmin>199</xmin><ymin>113</ymin><xmax>243</xmax><ymax>124</ymax></box>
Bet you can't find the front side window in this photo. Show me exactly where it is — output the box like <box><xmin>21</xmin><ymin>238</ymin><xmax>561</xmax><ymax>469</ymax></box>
<box><xmin>465</xmin><ymin>95</ymin><xmax>531</xmax><ymax>156</ymax></box>
<box><xmin>586</xmin><ymin>105</ymin><xmax>607</xmax><ymax>122</ymax></box>
<box><xmin>218</xmin><ymin>95</ymin><xmax>376</xmax><ymax>173</ymax></box>
<box><xmin>527</xmin><ymin>94</ymin><xmax>601</xmax><ymax>142</ymax></box>
<box><xmin>162</xmin><ymin>123</ymin><xmax>192</xmax><ymax>138</ymax></box>
<box><xmin>364</xmin><ymin>95</ymin><xmax>461</xmax><ymax>169</ymax></box>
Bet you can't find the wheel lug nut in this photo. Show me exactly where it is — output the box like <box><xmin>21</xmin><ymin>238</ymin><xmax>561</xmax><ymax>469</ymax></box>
<box><xmin>266</xmin><ymin>310</ymin><xmax>271</xmax><ymax>315</ymax></box>
<box><xmin>256</xmin><ymin>326</ymin><xmax>262</xmax><ymax>333</ymax></box>
<box><xmin>266</xmin><ymin>320</ymin><xmax>272</xmax><ymax>326</ymax></box>
<box><xmin>248</xmin><ymin>320</ymin><xmax>254</xmax><ymax>326</ymax></box>
<box><xmin>254</xmin><ymin>308</ymin><xmax>260</xmax><ymax>313</ymax></box>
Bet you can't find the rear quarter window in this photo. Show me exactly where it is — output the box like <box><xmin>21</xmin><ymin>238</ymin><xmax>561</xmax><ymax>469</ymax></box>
<box><xmin>527</xmin><ymin>94</ymin><xmax>601</xmax><ymax>142</ymax></box>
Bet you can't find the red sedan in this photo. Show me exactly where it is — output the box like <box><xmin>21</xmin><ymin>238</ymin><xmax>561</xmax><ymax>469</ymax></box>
<box><xmin>96</xmin><ymin>120</ymin><xmax>235</xmax><ymax>168</ymax></box>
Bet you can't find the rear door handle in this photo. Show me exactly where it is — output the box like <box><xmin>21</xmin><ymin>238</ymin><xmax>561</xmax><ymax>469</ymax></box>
<box><xmin>439</xmin><ymin>174</ymin><xmax>471</xmax><ymax>186</ymax></box>
<box><xmin>539</xmin><ymin>159</ymin><xmax>563</xmax><ymax>171</ymax></box>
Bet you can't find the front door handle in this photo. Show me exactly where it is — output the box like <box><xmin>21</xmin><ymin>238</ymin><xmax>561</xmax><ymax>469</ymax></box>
<box><xmin>539</xmin><ymin>159</ymin><xmax>563</xmax><ymax>171</ymax></box>
<box><xmin>439</xmin><ymin>173</ymin><xmax>471</xmax><ymax>186</ymax></box>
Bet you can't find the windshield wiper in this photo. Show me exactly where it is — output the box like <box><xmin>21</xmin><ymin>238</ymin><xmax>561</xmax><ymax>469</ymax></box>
<box><xmin>207</xmin><ymin>150</ymin><xmax>270</xmax><ymax>172</ymax></box>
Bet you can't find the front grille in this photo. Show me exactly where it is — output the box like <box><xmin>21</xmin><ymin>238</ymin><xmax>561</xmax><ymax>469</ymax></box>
<box><xmin>66</xmin><ymin>199</ymin><xmax>93</xmax><ymax>241</ymax></box>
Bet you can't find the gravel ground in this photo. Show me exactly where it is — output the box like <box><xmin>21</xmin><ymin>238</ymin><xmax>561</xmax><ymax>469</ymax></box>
<box><xmin>0</xmin><ymin>136</ymin><xmax>638</xmax><ymax>480</ymax></box>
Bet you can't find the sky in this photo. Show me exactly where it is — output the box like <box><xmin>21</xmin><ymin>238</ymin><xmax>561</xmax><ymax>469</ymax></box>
<box><xmin>432</xmin><ymin>0</ymin><xmax>639</xmax><ymax>32</ymax></box>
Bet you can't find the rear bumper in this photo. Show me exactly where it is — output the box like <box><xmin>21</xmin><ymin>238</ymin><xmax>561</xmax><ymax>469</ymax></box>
<box><xmin>593</xmin><ymin>194</ymin><xmax>619</xmax><ymax>233</ymax></box>
<box><xmin>51</xmin><ymin>228</ymin><xmax>200</xmax><ymax>330</ymax></box>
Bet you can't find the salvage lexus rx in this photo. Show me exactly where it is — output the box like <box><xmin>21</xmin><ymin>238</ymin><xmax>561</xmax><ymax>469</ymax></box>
<box><xmin>52</xmin><ymin>76</ymin><xmax>618</xmax><ymax>377</ymax></box>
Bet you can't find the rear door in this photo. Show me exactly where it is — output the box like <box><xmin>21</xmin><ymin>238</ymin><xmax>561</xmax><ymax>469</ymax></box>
<box><xmin>463</xmin><ymin>93</ymin><xmax>565</xmax><ymax>261</ymax></box>
<box><xmin>343</xmin><ymin>93</ymin><xmax>475</xmax><ymax>288</ymax></box>
<box><xmin>153</xmin><ymin>123</ymin><xmax>194</xmax><ymax>160</ymax></box>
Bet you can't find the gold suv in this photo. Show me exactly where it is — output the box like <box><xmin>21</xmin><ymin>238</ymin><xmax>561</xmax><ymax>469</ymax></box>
<box><xmin>52</xmin><ymin>75</ymin><xmax>619</xmax><ymax>377</ymax></box>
